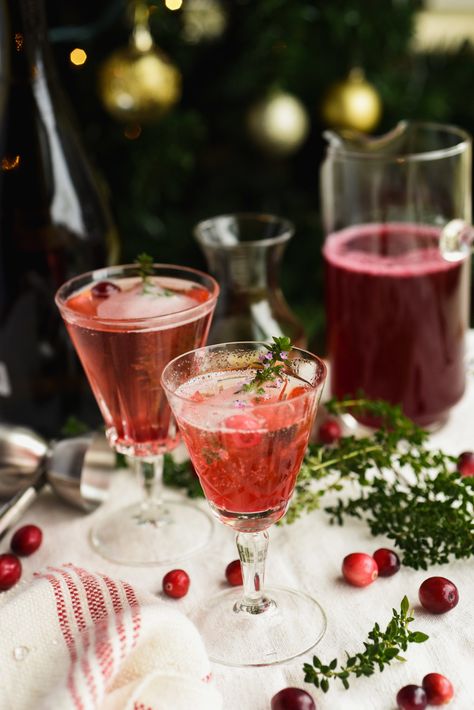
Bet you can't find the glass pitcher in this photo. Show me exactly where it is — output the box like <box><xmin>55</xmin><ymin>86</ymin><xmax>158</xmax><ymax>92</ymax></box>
<box><xmin>320</xmin><ymin>122</ymin><xmax>472</xmax><ymax>428</ymax></box>
<box><xmin>194</xmin><ymin>213</ymin><xmax>307</xmax><ymax>347</ymax></box>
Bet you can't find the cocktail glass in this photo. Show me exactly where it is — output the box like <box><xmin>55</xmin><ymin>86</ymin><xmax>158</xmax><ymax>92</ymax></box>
<box><xmin>162</xmin><ymin>341</ymin><xmax>327</xmax><ymax>666</ymax></box>
<box><xmin>55</xmin><ymin>263</ymin><xmax>219</xmax><ymax>565</ymax></box>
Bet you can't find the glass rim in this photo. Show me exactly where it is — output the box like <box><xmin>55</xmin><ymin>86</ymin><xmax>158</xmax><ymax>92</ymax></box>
<box><xmin>161</xmin><ymin>340</ymin><xmax>327</xmax><ymax>409</ymax></box>
<box><xmin>194</xmin><ymin>212</ymin><xmax>295</xmax><ymax>249</ymax></box>
<box><xmin>324</xmin><ymin>121</ymin><xmax>472</xmax><ymax>163</ymax></box>
<box><xmin>55</xmin><ymin>262</ymin><xmax>220</xmax><ymax>328</ymax></box>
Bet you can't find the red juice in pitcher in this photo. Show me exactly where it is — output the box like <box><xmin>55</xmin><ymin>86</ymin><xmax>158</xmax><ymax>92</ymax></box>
<box><xmin>323</xmin><ymin>223</ymin><xmax>470</xmax><ymax>426</ymax></box>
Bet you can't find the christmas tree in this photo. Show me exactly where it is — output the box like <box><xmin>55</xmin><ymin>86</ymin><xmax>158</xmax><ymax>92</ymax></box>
<box><xmin>48</xmin><ymin>0</ymin><xmax>474</xmax><ymax>343</ymax></box>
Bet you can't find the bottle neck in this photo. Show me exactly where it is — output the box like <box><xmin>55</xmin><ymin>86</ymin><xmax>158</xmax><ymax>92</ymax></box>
<box><xmin>6</xmin><ymin>0</ymin><xmax>54</xmax><ymax>84</ymax></box>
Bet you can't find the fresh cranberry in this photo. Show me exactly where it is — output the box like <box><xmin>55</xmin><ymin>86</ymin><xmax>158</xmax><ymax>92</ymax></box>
<box><xmin>457</xmin><ymin>451</ymin><xmax>474</xmax><ymax>477</ymax></box>
<box><xmin>225</xmin><ymin>559</ymin><xmax>243</xmax><ymax>586</ymax></box>
<box><xmin>342</xmin><ymin>552</ymin><xmax>378</xmax><ymax>587</ymax></box>
<box><xmin>186</xmin><ymin>286</ymin><xmax>209</xmax><ymax>304</ymax></box>
<box><xmin>271</xmin><ymin>687</ymin><xmax>316</xmax><ymax>710</ymax></box>
<box><xmin>396</xmin><ymin>684</ymin><xmax>427</xmax><ymax>709</ymax></box>
<box><xmin>418</xmin><ymin>577</ymin><xmax>459</xmax><ymax>614</ymax></box>
<box><xmin>0</xmin><ymin>554</ymin><xmax>22</xmax><ymax>591</ymax></box>
<box><xmin>373</xmin><ymin>548</ymin><xmax>400</xmax><ymax>577</ymax></box>
<box><xmin>11</xmin><ymin>524</ymin><xmax>43</xmax><ymax>556</ymax></box>
<box><xmin>91</xmin><ymin>281</ymin><xmax>121</xmax><ymax>299</ymax></box>
<box><xmin>318</xmin><ymin>418</ymin><xmax>342</xmax><ymax>444</ymax></box>
<box><xmin>223</xmin><ymin>414</ymin><xmax>263</xmax><ymax>448</ymax></box>
<box><xmin>422</xmin><ymin>673</ymin><xmax>454</xmax><ymax>705</ymax></box>
<box><xmin>162</xmin><ymin>569</ymin><xmax>190</xmax><ymax>599</ymax></box>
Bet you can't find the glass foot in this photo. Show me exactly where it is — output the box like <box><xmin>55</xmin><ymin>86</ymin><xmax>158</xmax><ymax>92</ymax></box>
<box><xmin>193</xmin><ymin>585</ymin><xmax>326</xmax><ymax>667</ymax></box>
<box><xmin>90</xmin><ymin>499</ymin><xmax>214</xmax><ymax>566</ymax></box>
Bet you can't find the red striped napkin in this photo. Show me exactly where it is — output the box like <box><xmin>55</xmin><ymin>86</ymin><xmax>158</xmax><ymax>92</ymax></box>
<box><xmin>0</xmin><ymin>564</ymin><xmax>222</xmax><ymax>710</ymax></box>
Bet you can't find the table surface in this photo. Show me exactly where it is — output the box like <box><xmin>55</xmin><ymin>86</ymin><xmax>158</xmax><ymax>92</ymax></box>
<box><xmin>2</xmin><ymin>335</ymin><xmax>474</xmax><ymax>710</ymax></box>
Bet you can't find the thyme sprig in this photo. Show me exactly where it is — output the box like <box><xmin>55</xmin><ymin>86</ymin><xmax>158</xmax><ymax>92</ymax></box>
<box><xmin>285</xmin><ymin>396</ymin><xmax>473</xmax><ymax>570</ymax></box>
<box><xmin>136</xmin><ymin>252</ymin><xmax>154</xmax><ymax>284</ymax></box>
<box><xmin>303</xmin><ymin>596</ymin><xmax>428</xmax><ymax>693</ymax></box>
<box><xmin>135</xmin><ymin>252</ymin><xmax>173</xmax><ymax>296</ymax></box>
<box><xmin>240</xmin><ymin>335</ymin><xmax>292</xmax><ymax>395</ymax></box>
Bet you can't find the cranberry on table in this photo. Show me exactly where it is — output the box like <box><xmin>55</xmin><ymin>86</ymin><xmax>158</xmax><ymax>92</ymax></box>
<box><xmin>342</xmin><ymin>552</ymin><xmax>378</xmax><ymax>587</ymax></box>
<box><xmin>422</xmin><ymin>673</ymin><xmax>454</xmax><ymax>705</ymax></box>
<box><xmin>91</xmin><ymin>280</ymin><xmax>121</xmax><ymax>299</ymax></box>
<box><xmin>11</xmin><ymin>524</ymin><xmax>43</xmax><ymax>556</ymax></box>
<box><xmin>418</xmin><ymin>577</ymin><xmax>459</xmax><ymax>614</ymax></box>
<box><xmin>373</xmin><ymin>547</ymin><xmax>400</xmax><ymax>577</ymax></box>
<box><xmin>0</xmin><ymin>554</ymin><xmax>22</xmax><ymax>591</ymax></box>
<box><xmin>457</xmin><ymin>451</ymin><xmax>474</xmax><ymax>477</ymax></box>
<box><xmin>318</xmin><ymin>417</ymin><xmax>342</xmax><ymax>444</ymax></box>
<box><xmin>225</xmin><ymin>559</ymin><xmax>243</xmax><ymax>587</ymax></box>
<box><xmin>271</xmin><ymin>687</ymin><xmax>316</xmax><ymax>710</ymax></box>
<box><xmin>162</xmin><ymin>569</ymin><xmax>190</xmax><ymax>599</ymax></box>
<box><xmin>396</xmin><ymin>684</ymin><xmax>427</xmax><ymax>710</ymax></box>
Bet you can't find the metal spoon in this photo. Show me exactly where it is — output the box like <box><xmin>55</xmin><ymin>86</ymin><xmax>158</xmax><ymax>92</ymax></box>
<box><xmin>0</xmin><ymin>425</ymin><xmax>115</xmax><ymax>539</ymax></box>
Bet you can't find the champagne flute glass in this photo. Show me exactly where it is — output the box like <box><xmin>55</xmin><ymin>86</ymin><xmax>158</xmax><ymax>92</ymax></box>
<box><xmin>55</xmin><ymin>263</ymin><xmax>219</xmax><ymax>565</ymax></box>
<box><xmin>162</xmin><ymin>341</ymin><xmax>327</xmax><ymax>666</ymax></box>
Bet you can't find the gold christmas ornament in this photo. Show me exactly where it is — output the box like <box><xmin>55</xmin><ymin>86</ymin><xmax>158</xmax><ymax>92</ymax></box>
<box><xmin>99</xmin><ymin>2</ymin><xmax>181</xmax><ymax>124</ymax></box>
<box><xmin>321</xmin><ymin>69</ymin><xmax>382</xmax><ymax>133</ymax></box>
<box><xmin>182</xmin><ymin>0</ymin><xmax>227</xmax><ymax>44</ymax></box>
<box><xmin>247</xmin><ymin>90</ymin><xmax>310</xmax><ymax>156</ymax></box>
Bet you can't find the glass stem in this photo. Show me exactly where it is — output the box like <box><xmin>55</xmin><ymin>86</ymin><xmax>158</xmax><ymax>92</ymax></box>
<box><xmin>133</xmin><ymin>454</ymin><xmax>167</xmax><ymax>522</ymax></box>
<box><xmin>235</xmin><ymin>530</ymin><xmax>274</xmax><ymax>615</ymax></box>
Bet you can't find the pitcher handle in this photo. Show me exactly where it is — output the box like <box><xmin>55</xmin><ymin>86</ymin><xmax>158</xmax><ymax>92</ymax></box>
<box><xmin>440</xmin><ymin>219</ymin><xmax>474</xmax><ymax>262</ymax></box>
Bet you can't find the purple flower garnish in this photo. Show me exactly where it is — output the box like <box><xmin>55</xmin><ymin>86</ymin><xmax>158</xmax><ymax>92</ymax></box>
<box><xmin>238</xmin><ymin>337</ymin><xmax>293</xmax><ymax>394</ymax></box>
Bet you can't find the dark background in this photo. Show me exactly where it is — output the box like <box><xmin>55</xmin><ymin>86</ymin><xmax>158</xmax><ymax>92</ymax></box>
<box><xmin>46</xmin><ymin>0</ymin><xmax>474</xmax><ymax>346</ymax></box>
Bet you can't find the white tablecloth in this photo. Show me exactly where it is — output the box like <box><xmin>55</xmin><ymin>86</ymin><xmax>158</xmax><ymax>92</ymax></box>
<box><xmin>1</xmin><ymin>335</ymin><xmax>474</xmax><ymax>710</ymax></box>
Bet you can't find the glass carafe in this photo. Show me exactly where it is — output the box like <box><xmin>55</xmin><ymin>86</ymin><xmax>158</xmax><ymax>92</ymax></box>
<box><xmin>194</xmin><ymin>213</ymin><xmax>307</xmax><ymax>347</ymax></box>
<box><xmin>321</xmin><ymin>121</ymin><xmax>472</xmax><ymax>428</ymax></box>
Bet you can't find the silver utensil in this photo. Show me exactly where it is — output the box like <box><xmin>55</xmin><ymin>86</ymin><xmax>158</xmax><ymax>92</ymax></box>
<box><xmin>0</xmin><ymin>425</ymin><xmax>115</xmax><ymax>539</ymax></box>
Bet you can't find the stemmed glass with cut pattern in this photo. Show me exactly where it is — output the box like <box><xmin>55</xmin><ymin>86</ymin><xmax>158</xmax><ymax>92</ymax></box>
<box><xmin>162</xmin><ymin>341</ymin><xmax>327</xmax><ymax>666</ymax></box>
<box><xmin>56</xmin><ymin>263</ymin><xmax>218</xmax><ymax>565</ymax></box>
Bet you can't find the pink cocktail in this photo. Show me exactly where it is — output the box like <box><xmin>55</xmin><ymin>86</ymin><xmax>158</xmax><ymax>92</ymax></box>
<box><xmin>56</xmin><ymin>264</ymin><xmax>218</xmax><ymax>565</ymax></box>
<box><xmin>162</xmin><ymin>341</ymin><xmax>327</xmax><ymax>666</ymax></box>
<box><xmin>175</xmin><ymin>370</ymin><xmax>314</xmax><ymax>530</ymax></box>
<box><xmin>324</xmin><ymin>223</ymin><xmax>470</xmax><ymax>427</ymax></box>
<box><xmin>63</xmin><ymin>274</ymin><xmax>214</xmax><ymax>456</ymax></box>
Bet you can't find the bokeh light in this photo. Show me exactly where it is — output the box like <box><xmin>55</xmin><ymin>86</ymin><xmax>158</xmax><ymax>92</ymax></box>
<box><xmin>165</xmin><ymin>0</ymin><xmax>183</xmax><ymax>10</ymax></box>
<box><xmin>70</xmin><ymin>48</ymin><xmax>87</xmax><ymax>66</ymax></box>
